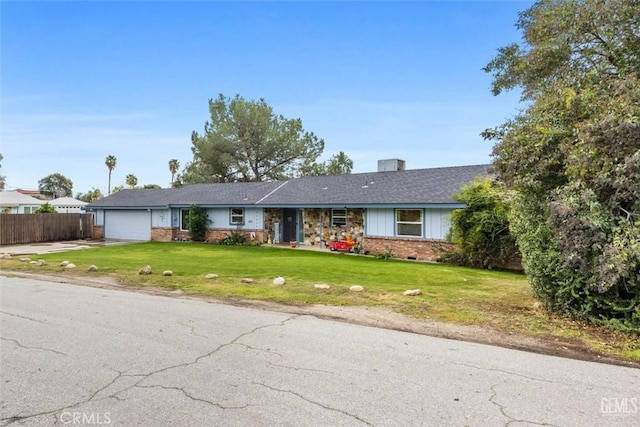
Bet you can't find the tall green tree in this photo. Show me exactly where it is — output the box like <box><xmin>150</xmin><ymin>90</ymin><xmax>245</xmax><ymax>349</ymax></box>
<box><xmin>484</xmin><ymin>0</ymin><xmax>640</xmax><ymax>330</ymax></box>
<box><xmin>105</xmin><ymin>155</ymin><xmax>117</xmax><ymax>195</ymax></box>
<box><xmin>38</xmin><ymin>173</ymin><xmax>73</xmax><ymax>198</ymax></box>
<box><xmin>125</xmin><ymin>174</ymin><xmax>138</xmax><ymax>188</ymax></box>
<box><xmin>0</xmin><ymin>154</ymin><xmax>6</xmax><ymax>190</ymax></box>
<box><xmin>300</xmin><ymin>151</ymin><xmax>355</xmax><ymax>176</ymax></box>
<box><xmin>168</xmin><ymin>159</ymin><xmax>180</xmax><ymax>186</ymax></box>
<box><xmin>183</xmin><ymin>94</ymin><xmax>325</xmax><ymax>183</ymax></box>
<box><xmin>76</xmin><ymin>188</ymin><xmax>103</xmax><ymax>203</ymax></box>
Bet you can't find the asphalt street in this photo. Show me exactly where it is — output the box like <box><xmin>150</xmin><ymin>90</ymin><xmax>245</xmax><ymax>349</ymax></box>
<box><xmin>1</xmin><ymin>277</ymin><xmax>638</xmax><ymax>427</ymax></box>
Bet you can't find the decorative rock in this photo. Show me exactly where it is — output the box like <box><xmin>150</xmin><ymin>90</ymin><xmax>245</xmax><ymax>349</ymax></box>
<box><xmin>1</xmin><ymin>253</ymin><xmax>12</xmax><ymax>259</ymax></box>
<box><xmin>65</xmin><ymin>263</ymin><xmax>76</xmax><ymax>269</ymax></box>
<box><xmin>240</xmin><ymin>278</ymin><xmax>254</xmax><ymax>284</ymax></box>
<box><xmin>87</xmin><ymin>265</ymin><xmax>98</xmax><ymax>272</ymax></box>
<box><xmin>272</xmin><ymin>276</ymin><xmax>286</xmax><ymax>286</ymax></box>
<box><xmin>205</xmin><ymin>273</ymin><xmax>218</xmax><ymax>279</ymax></box>
<box><xmin>403</xmin><ymin>289</ymin><xmax>422</xmax><ymax>296</ymax></box>
<box><xmin>60</xmin><ymin>261</ymin><xmax>69</xmax><ymax>267</ymax></box>
<box><xmin>163</xmin><ymin>270</ymin><xmax>173</xmax><ymax>276</ymax></box>
<box><xmin>36</xmin><ymin>260</ymin><xmax>47</xmax><ymax>266</ymax></box>
<box><xmin>29</xmin><ymin>260</ymin><xmax>37</xmax><ymax>264</ymax></box>
<box><xmin>349</xmin><ymin>285</ymin><xmax>364</xmax><ymax>292</ymax></box>
<box><xmin>138</xmin><ymin>265</ymin><xmax>152</xmax><ymax>275</ymax></box>
<box><xmin>314</xmin><ymin>284</ymin><xmax>331</xmax><ymax>290</ymax></box>
<box><xmin>19</xmin><ymin>257</ymin><xmax>31</xmax><ymax>263</ymax></box>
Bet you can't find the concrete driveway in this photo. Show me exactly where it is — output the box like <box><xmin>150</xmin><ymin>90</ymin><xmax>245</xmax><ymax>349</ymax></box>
<box><xmin>0</xmin><ymin>240</ymin><xmax>135</xmax><ymax>256</ymax></box>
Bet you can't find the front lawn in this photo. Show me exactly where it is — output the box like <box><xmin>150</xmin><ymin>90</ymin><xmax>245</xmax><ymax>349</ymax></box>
<box><xmin>2</xmin><ymin>242</ymin><xmax>638</xmax><ymax>363</ymax></box>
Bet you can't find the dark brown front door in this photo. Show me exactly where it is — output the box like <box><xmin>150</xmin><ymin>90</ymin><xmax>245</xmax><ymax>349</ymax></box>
<box><xmin>282</xmin><ymin>209</ymin><xmax>297</xmax><ymax>243</ymax></box>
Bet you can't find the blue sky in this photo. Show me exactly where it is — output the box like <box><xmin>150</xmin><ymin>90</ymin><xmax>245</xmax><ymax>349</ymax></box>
<box><xmin>1</xmin><ymin>1</ymin><xmax>529</xmax><ymax>194</ymax></box>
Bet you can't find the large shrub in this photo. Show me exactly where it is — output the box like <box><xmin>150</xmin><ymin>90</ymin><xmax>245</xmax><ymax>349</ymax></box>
<box><xmin>446</xmin><ymin>178</ymin><xmax>519</xmax><ymax>269</ymax></box>
<box><xmin>186</xmin><ymin>205</ymin><xmax>209</xmax><ymax>242</ymax></box>
<box><xmin>34</xmin><ymin>203</ymin><xmax>57</xmax><ymax>214</ymax></box>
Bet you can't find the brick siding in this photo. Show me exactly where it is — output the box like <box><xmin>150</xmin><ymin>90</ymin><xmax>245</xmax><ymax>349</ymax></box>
<box><xmin>362</xmin><ymin>236</ymin><xmax>454</xmax><ymax>262</ymax></box>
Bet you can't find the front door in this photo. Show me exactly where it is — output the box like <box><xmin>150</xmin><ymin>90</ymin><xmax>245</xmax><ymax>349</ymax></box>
<box><xmin>282</xmin><ymin>208</ymin><xmax>297</xmax><ymax>243</ymax></box>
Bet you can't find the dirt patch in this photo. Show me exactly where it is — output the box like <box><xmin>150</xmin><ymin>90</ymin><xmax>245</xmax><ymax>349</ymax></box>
<box><xmin>3</xmin><ymin>270</ymin><xmax>638</xmax><ymax>368</ymax></box>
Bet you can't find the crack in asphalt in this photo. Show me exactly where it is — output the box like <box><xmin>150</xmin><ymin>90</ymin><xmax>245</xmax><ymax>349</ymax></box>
<box><xmin>1</xmin><ymin>337</ymin><xmax>68</xmax><ymax>357</ymax></box>
<box><xmin>447</xmin><ymin>360</ymin><xmax>566</xmax><ymax>386</ymax></box>
<box><xmin>252</xmin><ymin>381</ymin><xmax>374</xmax><ymax>426</ymax></box>
<box><xmin>266</xmin><ymin>361</ymin><xmax>336</xmax><ymax>376</ymax></box>
<box><xmin>135</xmin><ymin>384</ymin><xmax>249</xmax><ymax>411</ymax></box>
<box><xmin>1</xmin><ymin>316</ymin><xmax>299</xmax><ymax>426</ymax></box>
<box><xmin>489</xmin><ymin>382</ymin><xmax>561</xmax><ymax>427</ymax></box>
<box><xmin>0</xmin><ymin>310</ymin><xmax>49</xmax><ymax>325</ymax></box>
<box><xmin>137</xmin><ymin>314</ymin><xmax>301</xmax><ymax>379</ymax></box>
<box><xmin>178</xmin><ymin>321</ymin><xmax>209</xmax><ymax>338</ymax></box>
<box><xmin>235</xmin><ymin>342</ymin><xmax>283</xmax><ymax>358</ymax></box>
<box><xmin>87</xmin><ymin>368</ymin><xmax>146</xmax><ymax>401</ymax></box>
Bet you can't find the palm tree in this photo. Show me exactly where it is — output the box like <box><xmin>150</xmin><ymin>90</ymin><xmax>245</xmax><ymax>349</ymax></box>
<box><xmin>125</xmin><ymin>174</ymin><xmax>138</xmax><ymax>188</ymax></box>
<box><xmin>105</xmin><ymin>155</ymin><xmax>117</xmax><ymax>195</ymax></box>
<box><xmin>168</xmin><ymin>159</ymin><xmax>180</xmax><ymax>187</ymax></box>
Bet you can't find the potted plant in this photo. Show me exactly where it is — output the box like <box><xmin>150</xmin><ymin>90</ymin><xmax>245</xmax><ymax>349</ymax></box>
<box><xmin>290</xmin><ymin>241</ymin><xmax>297</xmax><ymax>248</ymax></box>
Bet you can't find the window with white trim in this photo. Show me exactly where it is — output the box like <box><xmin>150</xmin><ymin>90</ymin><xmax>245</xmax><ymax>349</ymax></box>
<box><xmin>24</xmin><ymin>207</ymin><xmax>32</xmax><ymax>214</ymax></box>
<box><xmin>331</xmin><ymin>209</ymin><xmax>347</xmax><ymax>226</ymax></box>
<box><xmin>180</xmin><ymin>209</ymin><xmax>189</xmax><ymax>231</ymax></box>
<box><xmin>396</xmin><ymin>209</ymin><xmax>423</xmax><ymax>237</ymax></box>
<box><xmin>230</xmin><ymin>208</ymin><xmax>244</xmax><ymax>225</ymax></box>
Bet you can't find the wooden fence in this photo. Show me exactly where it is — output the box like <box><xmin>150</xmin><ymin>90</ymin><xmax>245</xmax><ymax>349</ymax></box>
<box><xmin>0</xmin><ymin>213</ymin><xmax>94</xmax><ymax>245</ymax></box>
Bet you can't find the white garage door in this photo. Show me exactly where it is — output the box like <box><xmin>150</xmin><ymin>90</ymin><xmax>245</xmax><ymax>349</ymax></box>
<box><xmin>105</xmin><ymin>211</ymin><xmax>151</xmax><ymax>241</ymax></box>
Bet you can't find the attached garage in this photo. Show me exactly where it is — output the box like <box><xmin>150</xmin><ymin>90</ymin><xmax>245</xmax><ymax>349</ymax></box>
<box><xmin>104</xmin><ymin>210</ymin><xmax>151</xmax><ymax>241</ymax></box>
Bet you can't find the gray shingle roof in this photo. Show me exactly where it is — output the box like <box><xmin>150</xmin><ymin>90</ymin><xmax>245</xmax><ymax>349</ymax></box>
<box><xmin>86</xmin><ymin>164</ymin><xmax>491</xmax><ymax>209</ymax></box>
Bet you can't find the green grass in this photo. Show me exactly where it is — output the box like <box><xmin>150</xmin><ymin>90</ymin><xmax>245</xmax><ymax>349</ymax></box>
<box><xmin>2</xmin><ymin>241</ymin><xmax>638</xmax><ymax>363</ymax></box>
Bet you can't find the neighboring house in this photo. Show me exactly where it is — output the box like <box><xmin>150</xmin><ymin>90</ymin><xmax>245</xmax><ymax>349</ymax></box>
<box><xmin>15</xmin><ymin>188</ymin><xmax>46</xmax><ymax>200</ymax></box>
<box><xmin>86</xmin><ymin>161</ymin><xmax>491</xmax><ymax>261</ymax></box>
<box><xmin>50</xmin><ymin>197</ymin><xmax>88</xmax><ymax>213</ymax></box>
<box><xmin>0</xmin><ymin>191</ymin><xmax>45</xmax><ymax>214</ymax></box>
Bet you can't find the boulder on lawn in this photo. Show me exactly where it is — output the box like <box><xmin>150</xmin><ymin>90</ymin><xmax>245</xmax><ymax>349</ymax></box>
<box><xmin>163</xmin><ymin>270</ymin><xmax>173</xmax><ymax>276</ymax></box>
<box><xmin>19</xmin><ymin>257</ymin><xmax>31</xmax><ymax>263</ymax></box>
<box><xmin>36</xmin><ymin>260</ymin><xmax>47</xmax><ymax>266</ymax></box>
<box><xmin>314</xmin><ymin>284</ymin><xmax>331</xmax><ymax>290</ymax></box>
<box><xmin>403</xmin><ymin>289</ymin><xmax>422</xmax><ymax>296</ymax></box>
<box><xmin>65</xmin><ymin>263</ymin><xmax>76</xmax><ymax>269</ymax></box>
<box><xmin>138</xmin><ymin>265</ymin><xmax>152</xmax><ymax>275</ymax></box>
<box><xmin>1</xmin><ymin>253</ymin><xmax>12</xmax><ymax>259</ymax></box>
<box><xmin>205</xmin><ymin>273</ymin><xmax>218</xmax><ymax>279</ymax></box>
<box><xmin>240</xmin><ymin>278</ymin><xmax>254</xmax><ymax>284</ymax></box>
<box><xmin>349</xmin><ymin>285</ymin><xmax>364</xmax><ymax>292</ymax></box>
<box><xmin>272</xmin><ymin>276</ymin><xmax>286</xmax><ymax>286</ymax></box>
<box><xmin>60</xmin><ymin>261</ymin><xmax>69</xmax><ymax>267</ymax></box>
<box><xmin>87</xmin><ymin>265</ymin><xmax>98</xmax><ymax>272</ymax></box>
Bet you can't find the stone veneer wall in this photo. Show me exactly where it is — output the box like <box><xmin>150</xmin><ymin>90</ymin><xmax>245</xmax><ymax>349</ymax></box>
<box><xmin>362</xmin><ymin>236</ymin><xmax>454</xmax><ymax>262</ymax></box>
<box><xmin>263</xmin><ymin>208</ymin><xmax>282</xmax><ymax>242</ymax></box>
<box><xmin>302</xmin><ymin>208</ymin><xmax>364</xmax><ymax>247</ymax></box>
